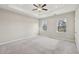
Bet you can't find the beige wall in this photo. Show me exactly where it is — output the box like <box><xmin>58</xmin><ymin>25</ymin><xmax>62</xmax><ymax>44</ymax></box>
<box><xmin>0</xmin><ymin>9</ymin><xmax>38</xmax><ymax>43</ymax></box>
<box><xmin>40</xmin><ymin>12</ymin><xmax>75</xmax><ymax>42</ymax></box>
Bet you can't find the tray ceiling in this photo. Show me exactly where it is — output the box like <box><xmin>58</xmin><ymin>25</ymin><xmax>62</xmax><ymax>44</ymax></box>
<box><xmin>0</xmin><ymin>4</ymin><xmax>79</xmax><ymax>19</ymax></box>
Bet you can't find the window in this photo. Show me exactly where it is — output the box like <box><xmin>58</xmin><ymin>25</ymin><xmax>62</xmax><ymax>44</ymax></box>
<box><xmin>57</xmin><ymin>19</ymin><xmax>67</xmax><ymax>32</ymax></box>
<box><xmin>43</xmin><ymin>24</ymin><xmax>47</xmax><ymax>31</ymax></box>
<box><xmin>42</xmin><ymin>20</ymin><xmax>47</xmax><ymax>31</ymax></box>
<box><xmin>40</xmin><ymin>20</ymin><xmax>47</xmax><ymax>31</ymax></box>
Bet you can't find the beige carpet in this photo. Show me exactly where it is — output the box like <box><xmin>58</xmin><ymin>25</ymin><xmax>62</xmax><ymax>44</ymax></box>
<box><xmin>0</xmin><ymin>36</ymin><xmax>78</xmax><ymax>54</ymax></box>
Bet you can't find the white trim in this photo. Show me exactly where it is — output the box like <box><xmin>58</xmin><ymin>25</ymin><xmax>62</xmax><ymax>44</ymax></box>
<box><xmin>0</xmin><ymin>35</ymin><xmax>37</xmax><ymax>46</ymax></box>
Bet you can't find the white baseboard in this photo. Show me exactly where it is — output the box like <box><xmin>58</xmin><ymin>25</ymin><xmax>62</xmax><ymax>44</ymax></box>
<box><xmin>0</xmin><ymin>35</ymin><xmax>37</xmax><ymax>46</ymax></box>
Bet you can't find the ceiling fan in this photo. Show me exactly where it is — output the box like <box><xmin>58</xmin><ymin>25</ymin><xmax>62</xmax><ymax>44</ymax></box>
<box><xmin>32</xmin><ymin>4</ymin><xmax>48</xmax><ymax>12</ymax></box>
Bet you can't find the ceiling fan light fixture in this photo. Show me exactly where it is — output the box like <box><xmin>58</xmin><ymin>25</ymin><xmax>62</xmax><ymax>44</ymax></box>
<box><xmin>32</xmin><ymin>4</ymin><xmax>48</xmax><ymax>12</ymax></box>
<box><xmin>38</xmin><ymin>8</ymin><xmax>42</xmax><ymax>11</ymax></box>
<box><xmin>37</xmin><ymin>8</ymin><xmax>42</xmax><ymax>12</ymax></box>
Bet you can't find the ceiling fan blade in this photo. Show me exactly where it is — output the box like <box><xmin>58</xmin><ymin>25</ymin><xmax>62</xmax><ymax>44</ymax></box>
<box><xmin>32</xmin><ymin>9</ymin><xmax>37</xmax><ymax>11</ymax></box>
<box><xmin>42</xmin><ymin>8</ymin><xmax>48</xmax><ymax>11</ymax></box>
<box><xmin>33</xmin><ymin>4</ymin><xmax>38</xmax><ymax>7</ymax></box>
<box><xmin>42</xmin><ymin>4</ymin><xmax>46</xmax><ymax>7</ymax></box>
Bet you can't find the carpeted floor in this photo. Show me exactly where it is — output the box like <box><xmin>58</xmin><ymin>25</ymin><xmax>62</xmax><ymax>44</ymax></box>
<box><xmin>0</xmin><ymin>36</ymin><xmax>78</xmax><ymax>54</ymax></box>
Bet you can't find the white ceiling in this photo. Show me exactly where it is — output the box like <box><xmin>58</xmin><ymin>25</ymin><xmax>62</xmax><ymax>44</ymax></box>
<box><xmin>0</xmin><ymin>4</ymin><xmax>79</xmax><ymax>19</ymax></box>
